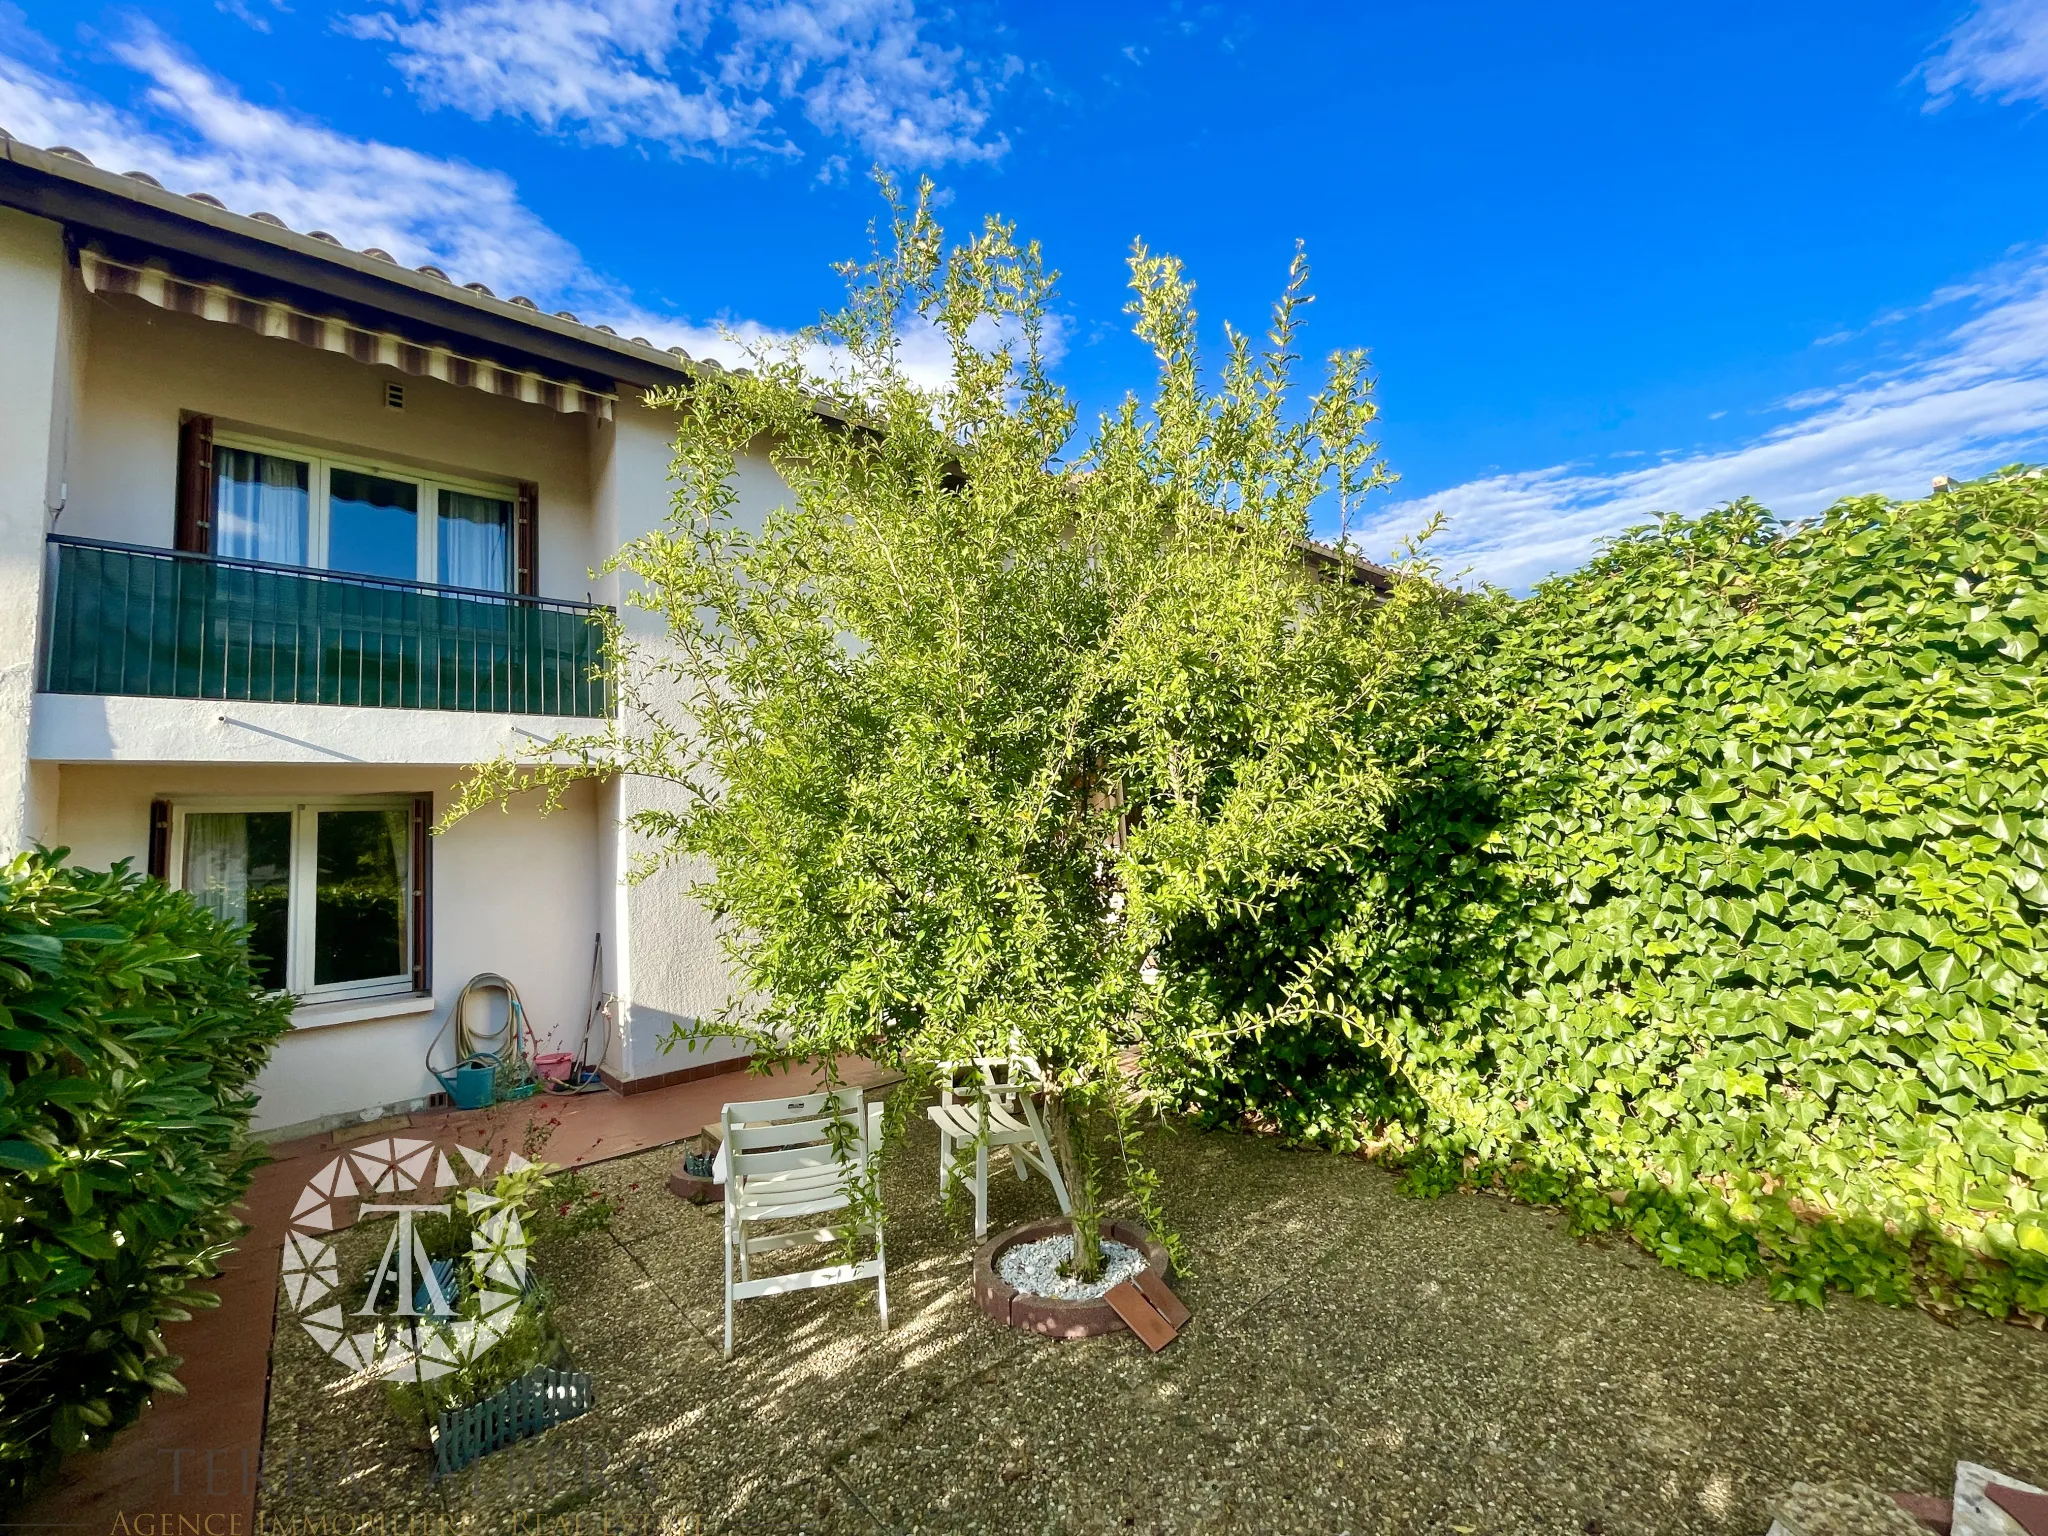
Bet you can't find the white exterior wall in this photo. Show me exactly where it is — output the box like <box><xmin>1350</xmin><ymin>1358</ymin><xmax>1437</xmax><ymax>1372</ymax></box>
<box><xmin>63</xmin><ymin>296</ymin><xmax>598</xmax><ymax>596</ymax></box>
<box><xmin>0</xmin><ymin>208</ymin><xmax>70</xmax><ymax>850</ymax></box>
<box><xmin>49</xmin><ymin>763</ymin><xmax>601</xmax><ymax>1134</ymax></box>
<box><xmin>585</xmin><ymin>397</ymin><xmax>768</xmax><ymax>1083</ymax></box>
<box><xmin>30</xmin><ymin>694</ymin><xmax>608</xmax><ymax>767</ymax></box>
<box><xmin>2</xmin><ymin>232</ymin><xmax>794</xmax><ymax>1131</ymax></box>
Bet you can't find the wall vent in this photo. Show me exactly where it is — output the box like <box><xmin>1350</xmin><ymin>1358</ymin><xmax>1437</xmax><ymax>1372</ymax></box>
<box><xmin>385</xmin><ymin>381</ymin><xmax>406</xmax><ymax>411</ymax></box>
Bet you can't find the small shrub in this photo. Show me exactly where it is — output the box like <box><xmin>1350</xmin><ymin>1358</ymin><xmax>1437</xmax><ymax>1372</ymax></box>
<box><xmin>1502</xmin><ymin>1163</ymin><xmax>1568</xmax><ymax>1206</ymax></box>
<box><xmin>383</xmin><ymin>1279</ymin><xmax>568</xmax><ymax>1431</ymax></box>
<box><xmin>511</xmin><ymin>1116</ymin><xmax>616</xmax><ymax>1250</ymax></box>
<box><xmin>0</xmin><ymin>849</ymin><xmax>293</xmax><ymax>1503</ymax></box>
<box><xmin>387</xmin><ymin>1151</ymin><xmax>611</xmax><ymax>1430</ymax></box>
<box><xmin>1395</xmin><ymin>1148</ymin><xmax>1464</xmax><ymax>1200</ymax></box>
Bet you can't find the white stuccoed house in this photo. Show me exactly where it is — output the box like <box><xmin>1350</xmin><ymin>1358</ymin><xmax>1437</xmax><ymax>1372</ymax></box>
<box><xmin>0</xmin><ymin>132</ymin><xmax>775</xmax><ymax>1137</ymax></box>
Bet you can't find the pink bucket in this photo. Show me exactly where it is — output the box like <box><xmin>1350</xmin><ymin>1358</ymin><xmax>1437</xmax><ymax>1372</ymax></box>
<box><xmin>533</xmin><ymin>1052</ymin><xmax>576</xmax><ymax>1084</ymax></box>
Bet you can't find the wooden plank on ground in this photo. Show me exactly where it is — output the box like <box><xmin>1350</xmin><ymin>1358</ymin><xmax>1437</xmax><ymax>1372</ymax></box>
<box><xmin>1131</xmin><ymin>1270</ymin><xmax>1190</xmax><ymax>1330</ymax></box>
<box><xmin>1106</xmin><ymin>1280</ymin><xmax>1178</xmax><ymax>1352</ymax></box>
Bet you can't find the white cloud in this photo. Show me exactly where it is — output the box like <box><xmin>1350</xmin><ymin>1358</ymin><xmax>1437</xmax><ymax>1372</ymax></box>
<box><xmin>0</xmin><ymin>23</ymin><xmax>583</xmax><ymax>300</ymax></box>
<box><xmin>0</xmin><ymin>21</ymin><xmax>791</xmax><ymax>367</ymax></box>
<box><xmin>0</xmin><ymin>16</ymin><xmax>1043</xmax><ymax>397</ymax></box>
<box><xmin>341</xmin><ymin>1</ymin><xmax>768</xmax><ymax>153</ymax></box>
<box><xmin>1358</xmin><ymin>245</ymin><xmax>2048</xmax><ymax>591</ymax></box>
<box><xmin>1346</xmin><ymin>1</ymin><xmax>2048</xmax><ymax>592</ymax></box>
<box><xmin>0</xmin><ymin>12</ymin><xmax>1060</xmax><ymax>407</ymax></box>
<box><xmin>343</xmin><ymin>0</ymin><xmax>1014</xmax><ymax>166</ymax></box>
<box><xmin>216</xmin><ymin>0</ymin><xmax>289</xmax><ymax>34</ymax></box>
<box><xmin>1924</xmin><ymin>0</ymin><xmax>2048</xmax><ymax>107</ymax></box>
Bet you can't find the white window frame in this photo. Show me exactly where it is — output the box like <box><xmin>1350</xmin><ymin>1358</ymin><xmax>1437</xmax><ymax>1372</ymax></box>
<box><xmin>168</xmin><ymin>795</ymin><xmax>421</xmax><ymax>1005</ymax></box>
<box><xmin>210</xmin><ymin>429</ymin><xmax>519</xmax><ymax>590</ymax></box>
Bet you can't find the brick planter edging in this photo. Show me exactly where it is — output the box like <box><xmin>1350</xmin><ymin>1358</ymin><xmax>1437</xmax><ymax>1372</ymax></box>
<box><xmin>666</xmin><ymin>1165</ymin><xmax>723</xmax><ymax>1204</ymax></box>
<box><xmin>972</xmin><ymin>1217</ymin><xmax>1170</xmax><ymax>1339</ymax></box>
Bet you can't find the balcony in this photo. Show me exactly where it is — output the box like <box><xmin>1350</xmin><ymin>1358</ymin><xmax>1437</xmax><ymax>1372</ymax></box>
<box><xmin>42</xmin><ymin>536</ymin><xmax>611</xmax><ymax>718</ymax></box>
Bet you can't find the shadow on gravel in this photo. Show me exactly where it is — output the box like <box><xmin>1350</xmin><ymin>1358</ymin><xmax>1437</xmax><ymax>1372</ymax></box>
<box><xmin>259</xmin><ymin>1103</ymin><xmax>2048</xmax><ymax>1536</ymax></box>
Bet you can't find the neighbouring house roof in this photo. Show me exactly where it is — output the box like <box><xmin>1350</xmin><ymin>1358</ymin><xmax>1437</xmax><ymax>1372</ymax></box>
<box><xmin>1298</xmin><ymin>535</ymin><xmax>1396</xmax><ymax>592</ymax></box>
<box><xmin>0</xmin><ymin>131</ymin><xmax>712</xmax><ymax>415</ymax></box>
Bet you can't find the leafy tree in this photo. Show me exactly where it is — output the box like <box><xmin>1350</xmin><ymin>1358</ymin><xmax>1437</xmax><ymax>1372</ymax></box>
<box><xmin>452</xmin><ymin>182</ymin><xmax>1469</xmax><ymax>1273</ymax></box>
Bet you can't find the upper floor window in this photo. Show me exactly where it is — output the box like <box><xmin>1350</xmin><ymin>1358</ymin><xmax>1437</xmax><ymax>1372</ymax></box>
<box><xmin>204</xmin><ymin>431</ymin><xmax>517</xmax><ymax>593</ymax></box>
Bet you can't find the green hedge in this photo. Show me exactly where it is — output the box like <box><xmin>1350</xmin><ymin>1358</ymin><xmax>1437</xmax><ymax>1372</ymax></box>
<box><xmin>0</xmin><ymin>848</ymin><xmax>292</xmax><ymax>1504</ymax></box>
<box><xmin>1176</xmin><ymin>473</ymin><xmax>2048</xmax><ymax>1317</ymax></box>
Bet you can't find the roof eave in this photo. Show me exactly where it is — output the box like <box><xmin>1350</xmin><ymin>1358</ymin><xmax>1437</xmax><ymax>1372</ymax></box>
<box><xmin>0</xmin><ymin>137</ymin><xmax>691</xmax><ymax>392</ymax></box>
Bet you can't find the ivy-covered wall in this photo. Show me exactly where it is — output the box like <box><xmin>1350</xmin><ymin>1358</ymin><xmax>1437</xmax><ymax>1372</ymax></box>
<box><xmin>1175</xmin><ymin>474</ymin><xmax>2048</xmax><ymax>1318</ymax></box>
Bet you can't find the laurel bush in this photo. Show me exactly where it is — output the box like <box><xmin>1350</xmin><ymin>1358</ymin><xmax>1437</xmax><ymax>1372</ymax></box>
<box><xmin>1178</xmin><ymin>475</ymin><xmax>2048</xmax><ymax>1318</ymax></box>
<box><xmin>0</xmin><ymin>849</ymin><xmax>292</xmax><ymax>1504</ymax></box>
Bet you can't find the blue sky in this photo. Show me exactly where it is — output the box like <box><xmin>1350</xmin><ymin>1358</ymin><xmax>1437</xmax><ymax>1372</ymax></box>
<box><xmin>4</xmin><ymin>0</ymin><xmax>2047</xmax><ymax>588</ymax></box>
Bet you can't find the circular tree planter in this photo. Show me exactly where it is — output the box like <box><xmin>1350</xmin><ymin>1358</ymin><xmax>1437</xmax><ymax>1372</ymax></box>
<box><xmin>667</xmin><ymin>1148</ymin><xmax>722</xmax><ymax>1205</ymax></box>
<box><xmin>973</xmin><ymin>1216</ymin><xmax>1170</xmax><ymax>1339</ymax></box>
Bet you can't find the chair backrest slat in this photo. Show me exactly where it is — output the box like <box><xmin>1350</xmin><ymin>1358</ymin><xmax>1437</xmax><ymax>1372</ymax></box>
<box><xmin>722</xmin><ymin>1090</ymin><xmax>876</xmax><ymax>1184</ymax></box>
<box><xmin>729</xmin><ymin>1142</ymin><xmax>844</xmax><ymax>1178</ymax></box>
<box><xmin>728</xmin><ymin>1114</ymin><xmax>847</xmax><ymax>1151</ymax></box>
<box><xmin>722</xmin><ymin>1090</ymin><xmax>849</xmax><ymax>1123</ymax></box>
<box><xmin>937</xmin><ymin>1055</ymin><xmax>1046</xmax><ymax>1114</ymax></box>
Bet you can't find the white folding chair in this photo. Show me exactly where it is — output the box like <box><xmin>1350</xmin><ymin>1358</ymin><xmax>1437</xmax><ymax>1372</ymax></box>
<box><xmin>719</xmin><ymin>1088</ymin><xmax>887</xmax><ymax>1359</ymax></box>
<box><xmin>926</xmin><ymin>1055</ymin><xmax>1072</xmax><ymax>1240</ymax></box>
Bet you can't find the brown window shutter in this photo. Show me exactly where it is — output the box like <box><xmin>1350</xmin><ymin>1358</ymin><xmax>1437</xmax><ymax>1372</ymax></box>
<box><xmin>147</xmin><ymin>800</ymin><xmax>171</xmax><ymax>881</ymax></box>
<box><xmin>410</xmin><ymin>793</ymin><xmax>433</xmax><ymax>993</ymax></box>
<box><xmin>514</xmin><ymin>481</ymin><xmax>538</xmax><ymax>595</ymax></box>
<box><xmin>174</xmin><ymin>415</ymin><xmax>215</xmax><ymax>553</ymax></box>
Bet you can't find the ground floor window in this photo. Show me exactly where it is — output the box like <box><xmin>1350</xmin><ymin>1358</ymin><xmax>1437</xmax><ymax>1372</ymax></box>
<box><xmin>167</xmin><ymin>797</ymin><xmax>430</xmax><ymax>1002</ymax></box>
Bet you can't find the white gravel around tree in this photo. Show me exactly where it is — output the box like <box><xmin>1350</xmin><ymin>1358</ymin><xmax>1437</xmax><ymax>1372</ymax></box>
<box><xmin>996</xmin><ymin>1234</ymin><xmax>1143</xmax><ymax>1301</ymax></box>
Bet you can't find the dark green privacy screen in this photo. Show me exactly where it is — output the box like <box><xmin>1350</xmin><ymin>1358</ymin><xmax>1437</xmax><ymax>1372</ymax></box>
<box><xmin>43</xmin><ymin>538</ymin><xmax>609</xmax><ymax>718</ymax></box>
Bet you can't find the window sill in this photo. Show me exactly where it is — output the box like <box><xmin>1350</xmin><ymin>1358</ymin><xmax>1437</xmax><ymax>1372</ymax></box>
<box><xmin>292</xmin><ymin>991</ymin><xmax>435</xmax><ymax>1031</ymax></box>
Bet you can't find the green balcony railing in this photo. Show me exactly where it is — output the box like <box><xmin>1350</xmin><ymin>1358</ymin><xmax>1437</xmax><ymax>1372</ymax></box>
<box><xmin>42</xmin><ymin>536</ymin><xmax>611</xmax><ymax>718</ymax></box>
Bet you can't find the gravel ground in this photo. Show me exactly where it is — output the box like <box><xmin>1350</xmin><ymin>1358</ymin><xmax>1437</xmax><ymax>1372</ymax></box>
<box><xmin>259</xmin><ymin>1104</ymin><xmax>2048</xmax><ymax>1535</ymax></box>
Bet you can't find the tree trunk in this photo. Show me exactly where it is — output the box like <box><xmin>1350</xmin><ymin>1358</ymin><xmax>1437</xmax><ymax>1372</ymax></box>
<box><xmin>1041</xmin><ymin>1090</ymin><xmax>1102</xmax><ymax>1281</ymax></box>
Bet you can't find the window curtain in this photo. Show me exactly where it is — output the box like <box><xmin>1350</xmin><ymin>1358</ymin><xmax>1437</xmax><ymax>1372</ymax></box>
<box><xmin>214</xmin><ymin>447</ymin><xmax>309</xmax><ymax>565</ymax></box>
<box><xmin>438</xmin><ymin>491</ymin><xmax>513</xmax><ymax>592</ymax></box>
<box><xmin>182</xmin><ymin>812</ymin><xmax>250</xmax><ymax>927</ymax></box>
